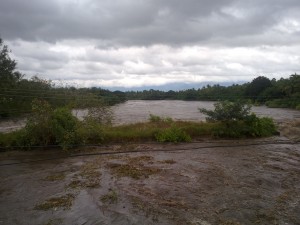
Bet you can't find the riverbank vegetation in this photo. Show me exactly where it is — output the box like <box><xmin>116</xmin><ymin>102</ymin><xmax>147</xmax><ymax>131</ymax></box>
<box><xmin>0</xmin><ymin>100</ymin><xmax>277</xmax><ymax>150</ymax></box>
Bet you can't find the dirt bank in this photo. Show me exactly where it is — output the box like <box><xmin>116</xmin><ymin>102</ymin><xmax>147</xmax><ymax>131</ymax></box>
<box><xmin>0</xmin><ymin>136</ymin><xmax>299</xmax><ymax>225</ymax></box>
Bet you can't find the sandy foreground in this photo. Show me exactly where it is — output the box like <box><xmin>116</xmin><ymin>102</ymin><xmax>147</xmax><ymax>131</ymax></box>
<box><xmin>0</xmin><ymin>122</ymin><xmax>299</xmax><ymax>225</ymax></box>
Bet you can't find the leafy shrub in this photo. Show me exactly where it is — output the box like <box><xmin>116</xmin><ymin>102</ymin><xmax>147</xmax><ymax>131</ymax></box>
<box><xmin>200</xmin><ymin>100</ymin><xmax>277</xmax><ymax>138</ymax></box>
<box><xmin>21</xmin><ymin>99</ymin><xmax>80</xmax><ymax>150</ymax></box>
<box><xmin>49</xmin><ymin>107</ymin><xmax>80</xmax><ymax>149</ymax></box>
<box><xmin>199</xmin><ymin>100</ymin><xmax>252</xmax><ymax>122</ymax></box>
<box><xmin>266</xmin><ymin>99</ymin><xmax>300</xmax><ymax>109</ymax></box>
<box><xmin>155</xmin><ymin>126</ymin><xmax>191</xmax><ymax>143</ymax></box>
<box><xmin>0</xmin><ymin>130</ymin><xmax>27</xmax><ymax>149</ymax></box>
<box><xmin>77</xmin><ymin>120</ymin><xmax>105</xmax><ymax>145</ymax></box>
<box><xmin>212</xmin><ymin>115</ymin><xmax>277</xmax><ymax>138</ymax></box>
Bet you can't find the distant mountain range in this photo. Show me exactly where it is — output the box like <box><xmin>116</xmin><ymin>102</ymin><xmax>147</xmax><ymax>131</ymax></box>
<box><xmin>106</xmin><ymin>81</ymin><xmax>246</xmax><ymax>92</ymax></box>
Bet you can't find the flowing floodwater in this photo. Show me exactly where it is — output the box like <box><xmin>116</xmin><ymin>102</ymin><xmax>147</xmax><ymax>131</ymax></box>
<box><xmin>1</xmin><ymin>100</ymin><xmax>300</xmax><ymax>132</ymax></box>
<box><xmin>111</xmin><ymin>100</ymin><xmax>300</xmax><ymax>125</ymax></box>
<box><xmin>1</xmin><ymin>100</ymin><xmax>300</xmax><ymax>224</ymax></box>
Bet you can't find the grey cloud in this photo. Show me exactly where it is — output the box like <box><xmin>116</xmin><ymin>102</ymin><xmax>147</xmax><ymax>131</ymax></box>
<box><xmin>1</xmin><ymin>0</ymin><xmax>299</xmax><ymax>46</ymax></box>
<box><xmin>1</xmin><ymin>0</ymin><xmax>300</xmax><ymax>88</ymax></box>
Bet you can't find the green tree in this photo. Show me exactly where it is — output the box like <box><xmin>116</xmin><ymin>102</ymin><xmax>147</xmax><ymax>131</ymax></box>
<box><xmin>0</xmin><ymin>38</ymin><xmax>24</xmax><ymax>118</ymax></box>
<box><xmin>245</xmin><ymin>76</ymin><xmax>272</xmax><ymax>102</ymax></box>
<box><xmin>0</xmin><ymin>38</ymin><xmax>23</xmax><ymax>88</ymax></box>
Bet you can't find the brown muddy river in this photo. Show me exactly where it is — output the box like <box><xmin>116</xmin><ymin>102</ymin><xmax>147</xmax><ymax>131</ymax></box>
<box><xmin>86</xmin><ymin>100</ymin><xmax>300</xmax><ymax>125</ymax></box>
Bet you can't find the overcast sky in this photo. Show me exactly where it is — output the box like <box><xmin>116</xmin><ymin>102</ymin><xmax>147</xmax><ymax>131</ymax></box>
<box><xmin>1</xmin><ymin>0</ymin><xmax>300</xmax><ymax>89</ymax></box>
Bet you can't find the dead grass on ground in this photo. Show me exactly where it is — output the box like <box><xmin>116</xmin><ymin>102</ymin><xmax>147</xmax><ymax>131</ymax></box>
<box><xmin>100</xmin><ymin>189</ymin><xmax>118</xmax><ymax>204</ymax></box>
<box><xmin>43</xmin><ymin>173</ymin><xmax>65</xmax><ymax>181</ymax></box>
<box><xmin>107</xmin><ymin>155</ymin><xmax>160</xmax><ymax>179</ymax></box>
<box><xmin>108</xmin><ymin>163</ymin><xmax>161</xmax><ymax>179</ymax></box>
<box><xmin>67</xmin><ymin>160</ymin><xmax>101</xmax><ymax>189</ymax></box>
<box><xmin>34</xmin><ymin>194</ymin><xmax>75</xmax><ymax>211</ymax></box>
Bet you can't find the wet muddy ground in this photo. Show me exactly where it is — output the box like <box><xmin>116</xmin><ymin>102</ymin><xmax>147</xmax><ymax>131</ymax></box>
<box><xmin>1</xmin><ymin>133</ymin><xmax>300</xmax><ymax>225</ymax></box>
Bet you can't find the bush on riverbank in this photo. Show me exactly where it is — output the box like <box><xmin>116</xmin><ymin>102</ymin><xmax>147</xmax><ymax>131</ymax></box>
<box><xmin>0</xmin><ymin>107</ymin><xmax>278</xmax><ymax>151</ymax></box>
<box><xmin>18</xmin><ymin>100</ymin><xmax>81</xmax><ymax>150</ymax></box>
<box><xmin>200</xmin><ymin>101</ymin><xmax>277</xmax><ymax>138</ymax></box>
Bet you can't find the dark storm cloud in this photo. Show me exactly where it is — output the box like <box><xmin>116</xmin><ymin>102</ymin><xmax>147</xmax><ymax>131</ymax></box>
<box><xmin>1</xmin><ymin>0</ymin><xmax>299</xmax><ymax>46</ymax></box>
<box><xmin>1</xmin><ymin>0</ymin><xmax>300</xmax><ymax>88</ymax></box>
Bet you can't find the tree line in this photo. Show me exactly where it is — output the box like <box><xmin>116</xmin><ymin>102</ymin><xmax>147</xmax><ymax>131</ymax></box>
<box><xmin>125</xmin><ymin>75</ymin><xmax>300</xmax><ymax>109</ymax></box>
<box><xmin>0</xmin><ymin>38</ymin><xmax>126</xmax><ymax>119</ymax></box>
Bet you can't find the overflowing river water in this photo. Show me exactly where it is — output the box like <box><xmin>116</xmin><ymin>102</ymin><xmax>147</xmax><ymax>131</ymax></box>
<box><xmin>110</xmin><ymin>100</ymin><xmax>300</xmax><ymax>125</ymax></box>
<box><xmin>1</xmin><ymin>101</ymin><xmax>300</xmax><ymax>224</ymax></box>
<box><xmin>1</xmin><ymin>100</ymin><xmax>300</xmax><ymax>132</ymax></box>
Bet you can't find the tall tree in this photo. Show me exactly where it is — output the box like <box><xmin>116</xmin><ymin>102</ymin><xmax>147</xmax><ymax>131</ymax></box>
<box><xmin>0</xmin><ymin>38</ymin><xmax>22</xmax><ymax>88</ymax></box>
<box><xmin>245</xmin><ymin>76</ymin><xmax>272</xmax><ymax>101</ymax></box>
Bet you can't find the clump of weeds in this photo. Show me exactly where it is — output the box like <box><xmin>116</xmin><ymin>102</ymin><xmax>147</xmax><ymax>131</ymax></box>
<box><xmin>100</xmin><ymin>189</ymin><xmax>118</xmax><ymax>204</ymax></box>
<box><xmin>67</xmin><ymin>160</ymin><xmax>101</xmax><ymax>189</ymax></box>
<box><xmin>108</xmin><ymin>163</ymin><xmax>161</xmax><ymax>179</ymax></box>
<box><xmin>107</xmin><ymin>155</ymin><xmax>160</xmax><ymax>179</ymax></box>
<box><xmin>34</xmin><ymin>194</ymin><xmax>75</xmax><ymax>211</ymax></box>
<box><xmin>43</xmin><ymin>173</ymin><xmax>65</xmax><ymax>181</ymax></box>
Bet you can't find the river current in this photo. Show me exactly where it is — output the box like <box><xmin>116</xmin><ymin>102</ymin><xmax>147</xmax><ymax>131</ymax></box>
<box><xmin>111</xmin><ymin>100</ymin><xmax>300</xmax><ymax>125</ymax></box>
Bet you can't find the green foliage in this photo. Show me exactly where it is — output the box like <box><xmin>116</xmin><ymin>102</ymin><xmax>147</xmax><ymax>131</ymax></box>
<box><xmin>245</xmin><ymin>76</ymin><xmax>272</xmax><ymax>101</ymax></box>
<box><xmin>0</xmin><ymin>130</ymin><xmax>26</xmax><ymax>149</ymax></box>
<box><xmin>212</xmin><ymin>115</ymin><xmax>277</xmax><ymax>138</ymax></box>
<box><xmin>199</xmin><ymin>100</ymin><xmax>277</xmax><ymax>138</ymax></box>
<box><xmin>1</xmin><ymin>116</ymin><xmax>277</xmax><ymax>150</ymax></box>
<box><xmin>199</xmin><ymin>100</ymin><xmax>252</xmax><ymax>122</ymax></box>
<box><xmin>149</xmin><ymin>114</ymin><xmax>173</xmax><ymax>123</ymax></box>
<box><xmin>0</xmin><ymin>38</ymin><xmax>23</xmax><ymax>88</ymax></box>
<box><xmin>21</xmin><ymin>100</ymin><xmax>80</xmax><ymax>150</ymax></box>
<box><xmin>77</xmin><ymin>120</ymin><xmax>105</xmax><ymax>145</ymax></box>
<box><xmin>155</xmin><ymin>126</ymin><xmax>191</xmax><ymax>143</ymax></box>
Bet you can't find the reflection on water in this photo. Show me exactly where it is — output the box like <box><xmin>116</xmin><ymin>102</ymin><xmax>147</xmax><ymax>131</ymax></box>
<box><xmin>111</xmin><ymin>100</ymin><xmax>300</xmax><ymax>125</ymax></box>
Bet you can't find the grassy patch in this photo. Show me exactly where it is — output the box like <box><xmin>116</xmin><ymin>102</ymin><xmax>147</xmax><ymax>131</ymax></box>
<box><xmin>68</xmin><ymin>161</ymin><xmax>101</xmax><ymax>189</ymax></box>
<box><xmin>131</xmin><ymin>196</ymin><xmax>161</xmax><ymax>222</ymax></box>
<box><xmin>34</xmin><ymin>194</ymin><xmax>75</xmax><ymax>211</ymax></box>
<box><xmin>155</xmin><ymin>126</ymin><xmax>191</xmax><ymax>143</ymax></box>
<box><xmin>100</xmin><ymin>189</ymin><xmax>118</xmax><ymax>204</ymax></box>
<box><xmin>43</xmin><ymin>173</ymin><xmax>65</xmax><ymax>181</ymax></box>
<box><xmin>108</xmin><ymin>163</ymin><xmax>161</xmax><ymax>179</ymax></box>
<box><xmin>103</xmin><ymin>121</ymin><xmax>214</xmax><ymax>143</ymax></box>
<box><xmin>126</xmin><ymin>155</ymin><xmax>154</xmax><ymax>164</ymax></box>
